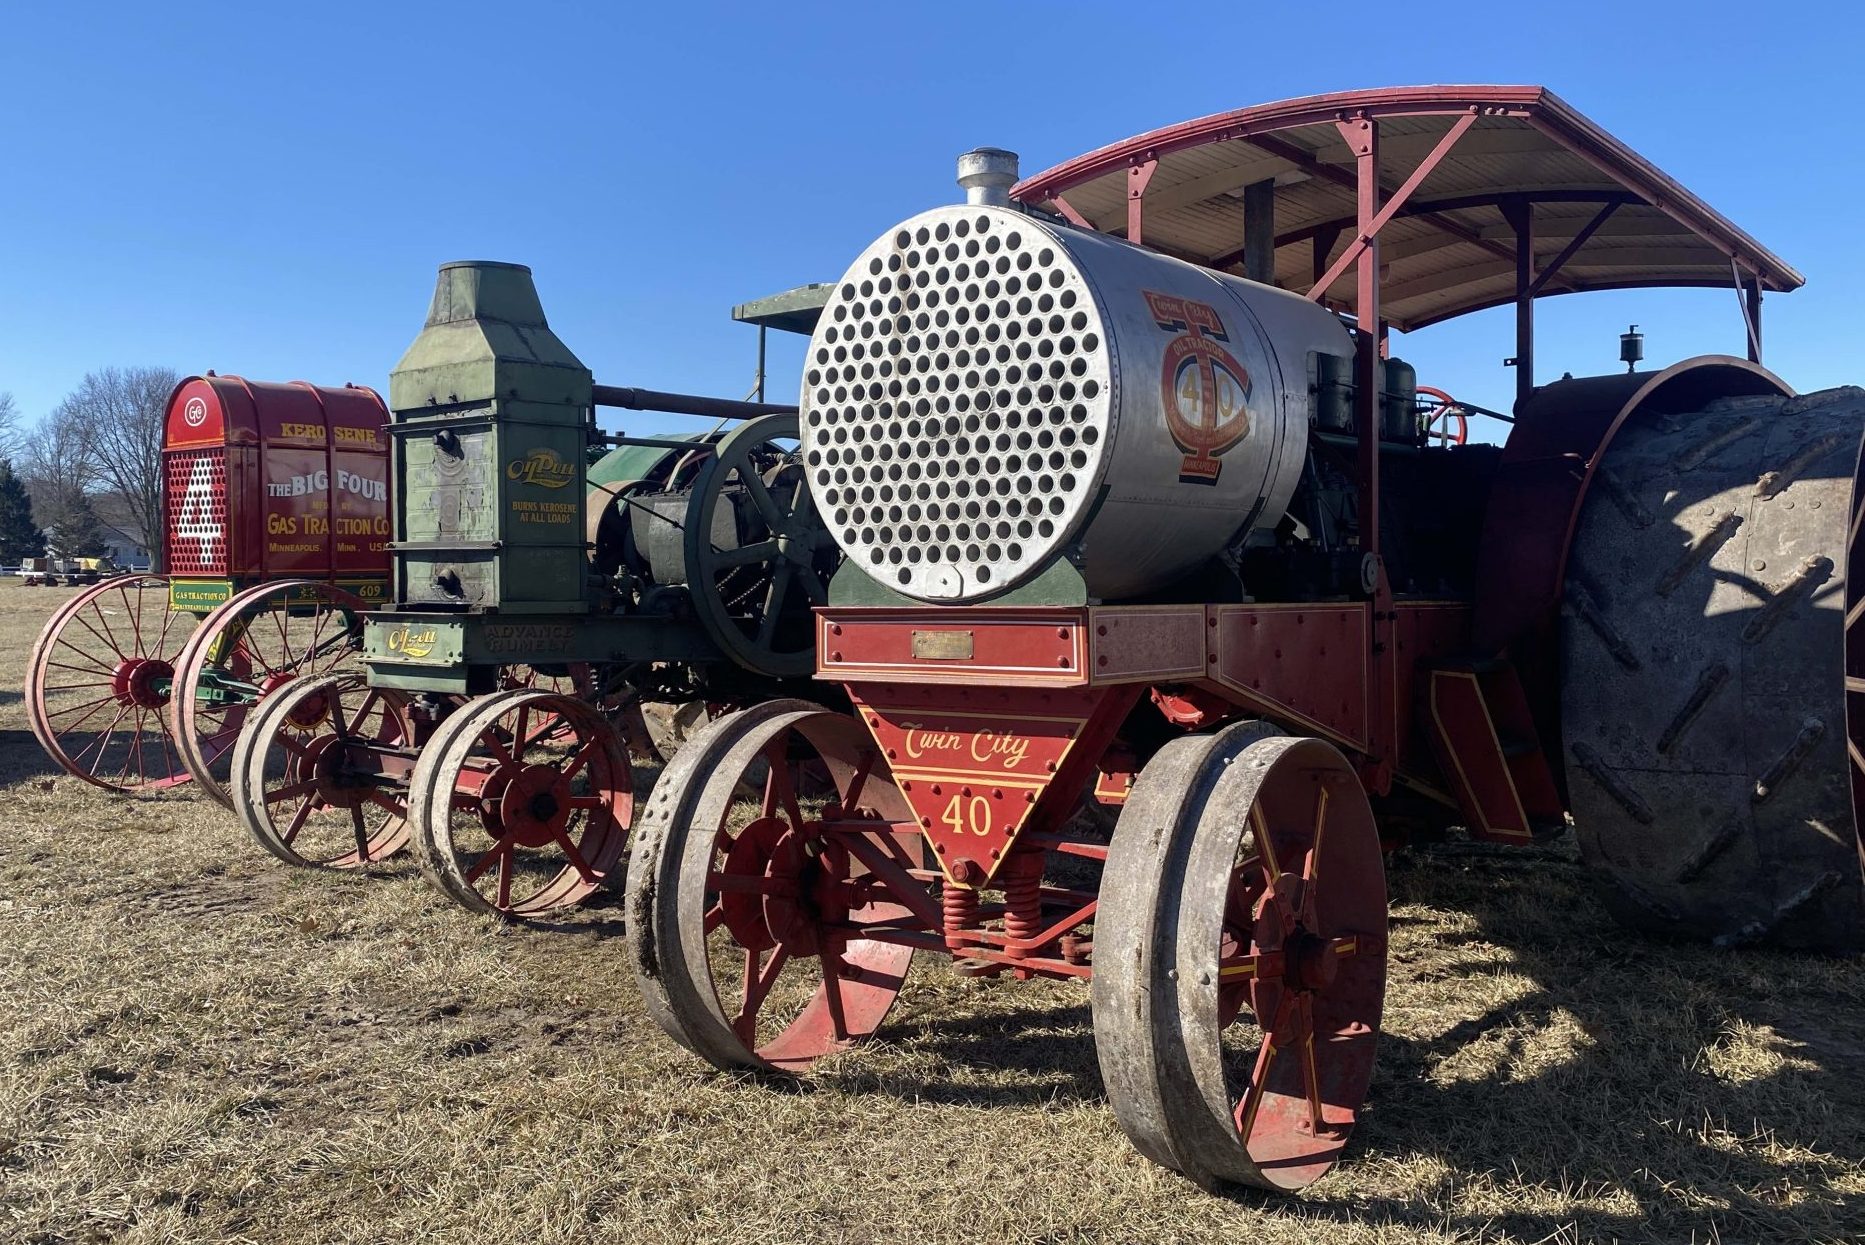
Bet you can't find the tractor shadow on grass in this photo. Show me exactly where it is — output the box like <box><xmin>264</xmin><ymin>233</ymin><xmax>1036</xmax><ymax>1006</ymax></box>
<box><xmin>859</xmin><ymin>839</ymin><xmax>1862</xmax><ymax>1244</ymax></box>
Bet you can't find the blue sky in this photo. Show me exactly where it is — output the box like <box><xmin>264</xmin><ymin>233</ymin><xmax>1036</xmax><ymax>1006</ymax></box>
<box><xmin>2</xmin><ymin>2</ymin><xmax>1858</xmax><ymax>440</ymax></box>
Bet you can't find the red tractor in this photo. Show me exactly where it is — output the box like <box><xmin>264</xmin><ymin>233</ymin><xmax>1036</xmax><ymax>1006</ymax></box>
<box><xmin>624</xmin><ymin>86</ymin><xmax>1865</xmax><ymax>1191</ymax></box>
<box><xmin>26</xmin><ymin>375</ymin><xmax>390</xmax><ymax>804</ymax></box>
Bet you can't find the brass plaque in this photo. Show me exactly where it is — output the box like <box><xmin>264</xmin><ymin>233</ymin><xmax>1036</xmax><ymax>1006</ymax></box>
<box><xmin>911</xmin><ymin>629</ymin><xmax>975</xmax><ymax>661</ymax></box>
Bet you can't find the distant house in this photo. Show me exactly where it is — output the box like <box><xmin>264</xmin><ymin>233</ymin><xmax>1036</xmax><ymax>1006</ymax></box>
<box><xmin>93</xmin><ymin>494</ymin><xmax>153</xmax><ymax>568</ymax></box>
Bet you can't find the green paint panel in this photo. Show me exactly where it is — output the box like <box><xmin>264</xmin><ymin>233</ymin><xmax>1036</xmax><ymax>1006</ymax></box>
<box><xmin>388</xmin><ymin>262</ymin><xmax>593</xmax><ymax>615</ymax></box>
<box><xmin>169</xmin><ymin>579</ymin><xmax>234</xmax><ymax>612</ymax></box>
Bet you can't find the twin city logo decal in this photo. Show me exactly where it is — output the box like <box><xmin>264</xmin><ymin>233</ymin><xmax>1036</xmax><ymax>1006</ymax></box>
<box><xmin>1144</xmin><ymin>290</ymin><xmax>1253</xmax><ymax>484</ymax></box>
<box><xmin>182</xmin><ymin>396</ymin><xmax>209</xmax><ymax>428</ymax></box>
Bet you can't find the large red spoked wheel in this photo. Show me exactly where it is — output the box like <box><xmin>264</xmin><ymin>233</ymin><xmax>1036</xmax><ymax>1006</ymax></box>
<box><xmin>407</xmin><ymin>689</ymin><xmax>632</xmax><ymax>919</ymax></box>
<box><xmin>229</xmin><ymin>674</ymin><xmax>416</xmax><ymax>869</ymax></box>
<box><xmin>1417</xmin><ymin>385</ymin><xmax>1468</xmax><ymax>446</ymax></box>
<box><xmin>628</xmin><ymin>700</ymin><xmax>920</xmax><ymax>1074</ymax></box>
<box><xmin>1095</xmin><ymin>723</ymin><xmax>1387</xmax><ymax>1192</ymax></box>
<box><xmin>26</xmin><ymin>575</ymin><xmax>198</xmax><ymax>792</ymax></box>
<box><xmin>167</xmin><ymin>580</ymin><xmax>367</xmax><ymax>808</ymax></box>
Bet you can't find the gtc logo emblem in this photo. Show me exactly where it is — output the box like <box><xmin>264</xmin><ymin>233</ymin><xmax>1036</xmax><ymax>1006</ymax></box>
<box><xmin>1145</xmin><ymin>291</ymin><xmax>1252</xmax><ymax>484</ymax></box>
<box><xmin>183</xmin><ymin>396</ymin><xmax>208</xmax><ymax>428</ymax></box>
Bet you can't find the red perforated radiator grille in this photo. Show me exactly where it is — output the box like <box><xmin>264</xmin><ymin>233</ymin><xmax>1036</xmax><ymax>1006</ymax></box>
<box><xmin>164</xmin><ymin>448</ymin><xmax>229</xmax><ymax>575</ymax></box>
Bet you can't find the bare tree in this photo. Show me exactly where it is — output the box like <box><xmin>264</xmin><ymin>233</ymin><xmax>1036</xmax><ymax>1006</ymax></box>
<box><xmin>53</xmin><ymin>366</ymin><xmax>177</xmax><ymax>570</ymax></box>
<box><xmin>19</xmin><ymin>401</ymin><xmax>95</xmax><ymax>542</ymax></box>
<box><xmin>0</xmin><ymin>392</ymin><xmax>21</xmax><ymax>462</ymax></box>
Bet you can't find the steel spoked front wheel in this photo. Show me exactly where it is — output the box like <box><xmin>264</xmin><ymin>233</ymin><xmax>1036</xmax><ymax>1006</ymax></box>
<box><xmin>26</xmin><ymin>575</ymin><xmax>198</xmax><ymax>792</ymax></box>
<box><xmin>1095</xmin><ymin>724</ymin><xmax>1388</xmax><ymax>1192</ymax></box>
<box><xmin>168</xmin><ymin>580</ymin><xmax>366</xmax><ymax>807</ymax></box>
<box><xmin>628</xmin><ymin>700</ymin><xmax>921</xmax><ymax>1073</ymax></box>
<box><xmin>408</xmin><ymin>689</ymin><xmax>633</xmax><ymax>920</ymax></box>
<box><xmin>229</xmin><ymin>674</ymin><xmax>416</xmax><ymax>869</ymax></box>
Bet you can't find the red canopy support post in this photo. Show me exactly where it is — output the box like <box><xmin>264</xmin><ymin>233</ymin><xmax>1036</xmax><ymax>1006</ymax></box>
<box><xmin>1336</xmin><ymin>117</ymin><xmax>1382</xmax><ymax>560</ymax></box>
<box><xmin>1503</xmin><ymin>196</ymin><xmax>1536</xmax><ymax>410</ymax></box>
<box><xmin>1126</xmin><ymin>159</ymin><xmax>1157</xmax><ymax>245</ymax></box>
<box><xmin>1337</xmin><ymin>115</ymin><xmax>1396</xmax><ymax>794</ymax></box>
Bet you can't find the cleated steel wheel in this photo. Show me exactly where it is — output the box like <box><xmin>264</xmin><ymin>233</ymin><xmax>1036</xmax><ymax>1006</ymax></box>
<box><xmin>229</xmin><ymin>674</ymin><xmax>415</xmax><ymax>869</ymax></box>
<box><xmin>1095</xmin><ymin>723</ymin><xmax>1388</xmax><ymax>1192</ymax></box>
<box><xmin>407</xmin><ymin>689</ymin><xmax>632</xmax><ymax>920</ymax></box>
<box><xmin>167</xmin><ymin>580</ymin><xmax>366</xmax><ymax>808</ymax></box>
<box><xmin>26</xmin><ymin>575</ymin><xmax>198</xmax><ymax>792</ymax></box>
<box><xmin>1564</xmin><ymin>386</ymin><xmax>1865</xmax><ymax>951</ymax></box>
<box><xmin>628</xmin><ymin>700</ymin><xmax>920</xmax><ymax>1073</ymax></box>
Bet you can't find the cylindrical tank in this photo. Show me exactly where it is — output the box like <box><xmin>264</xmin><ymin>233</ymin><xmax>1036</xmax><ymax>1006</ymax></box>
<box><xmin>801</xmin><ymin>205</ymin><xmax>1353</xmax><ymax>603</ymax></box>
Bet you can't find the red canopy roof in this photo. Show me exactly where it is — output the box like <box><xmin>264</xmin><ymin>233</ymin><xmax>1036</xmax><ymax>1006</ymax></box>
<box><xmin>1011</xmin><ymin>86</ymin><xmax>1801</xmax><ymax>331</ymax></box>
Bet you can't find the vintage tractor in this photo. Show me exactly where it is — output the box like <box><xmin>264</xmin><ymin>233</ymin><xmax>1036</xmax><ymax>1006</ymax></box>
<box><xmin>625</xmin><ymin>86</ymin><xmax>1865</xmax><ymax>1192</ymax></box>
<box><xmin>26</xmin><ymin>376</ymin><xmax>391</xmax><ymax>803</ymax></box>
<box><xmin>225</xmin><ymin>260</ymin><xmax>840</xmax><ymax>914</ymax></box>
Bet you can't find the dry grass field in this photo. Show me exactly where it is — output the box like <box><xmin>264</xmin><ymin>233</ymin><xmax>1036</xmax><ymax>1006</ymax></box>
<box><xmin>1</xmin><ymin>584</ymin><xmax>1861</xmax><ymax>1244</ymax></box>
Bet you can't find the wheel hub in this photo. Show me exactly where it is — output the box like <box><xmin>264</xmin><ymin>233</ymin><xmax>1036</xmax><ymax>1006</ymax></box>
<box><xmin>495</xmin><ymin>764</ymin><xmax>574</xmax><ymax>848</ymax></box>
<box><xmin>719</xmin><ymin>815</ymin><xmax>821</xmax><ymax>956</ymax></box>
<box><xmin>1283</xmin><ymin>928</ymin><xmax>1339</xmax><ymax>993</ymax></box>
<box><xmin>112</xmin><ymin>658</ymin><xmax>173</xmax><ymax>709</ymax></box>
<box><xmin>296</xmin><ymin>733</ymin><xmax>368</xmax><ymax>809</ymax></box>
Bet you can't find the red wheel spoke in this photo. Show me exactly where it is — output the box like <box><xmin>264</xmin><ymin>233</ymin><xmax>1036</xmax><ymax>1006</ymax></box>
<box><xmin>496</xmin><ymin>849</ymin><xmax>514</xmax><ymax>910</ymax></box>
<box><xmin>733</xmin><ymin>945</ymin><xmax>791</xmax><ymax>1043</ymax></box>
<box><xmin>366</xmin><ymin>790</ymin><xmax>405</xmax><ymax>817</ymax></box>
<box><xmin>265</xmin><ymin>778</ymin><xmax>320</xmax><ymax>805</ymax></box>
<box><xmin>561</xmin><ymin>740</ymin><xmax>599</xmax><ymax>782</ymax></box>
<box><xmin>1233</xmin><ymin>1038</ymin><xmax>1279</xmax><ymax>1142</ymax></box>
<box><xmin>1299</xmin><ymin>1003</ymin><xmax>1325</xmax><ymax>1135</ymax></box>
<box><xmin>550</xmin><ymin>827</ymin><xmax>597</xmax><ymax>884</ymax></box>
<box><xmin>1218</xmin><ymin>950</ymin><xmax>1283</xmax><ymax>984</ymax></box>
<box><xmin>45</xmin><ymin>658</ymin><xmax>115</xmax><ymax>677</ymax></box>
<box><xmin>702</xmin><ymin>901</ymin><xmax>726</xmax><ymax>934</ymax></box>
<box><xmin>350</xmin><ymin>805</ymin><xmax>370</xmax><ymax>861</ymax></box>
<box><xmin>477</xmin><ymin>724</ymin><xmax>517</xmax><ymax>769</ymax></box>
<box><xmin>513</xmin><ymin>706</ymin><xmax>531</xmax><ymax>758</ymax></box>
<box><xmin>821</xmin><ymin>948</ymin><xmax>850</xmax><ymax>1043</ymax></box>
<box><xmin>841</xmin><ymin>750</ymin><xmax>876</xmax><ymax>814</ymax></box>
<box><xmin>68</xmin><ymin>611</ymin><xmax>128</xmax><ymax>661</ymax></box>
<box><xmin>1301</xmin><ymin>785</ymin><xmax>1330</xmax><ymax>927</ymax></box>
<box><xmin>567</xmin><ymin>795</ymin><xmax>604</xmax><ymax>810</ymax></box>
<box><xmin>466</xmin><ymin>842</ymin><xmax>512</xmax><ymax>884</ymax></box>
<box><xmin>70</xmin><ymin>705</ymin><xmax>132</xmax><ymax>770</ymax></box>
<box><xmin>47</xmin><ymin>692</ymin><xmax>124</xmax><ymax>726</ymax></box>
<box><xmin>760</xmin><ymin>741</ymin><xmax>786</xmax><ymax>819</ymax></box>
<box><xmin>280</xmin><ymin>796</ymin><xmax>315</xmax><ymax>846</ymax></box>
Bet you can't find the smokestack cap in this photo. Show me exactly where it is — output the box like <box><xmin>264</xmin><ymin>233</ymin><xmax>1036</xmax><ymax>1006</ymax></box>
<box><xmin>957</xmin><ymin>147</ymin><xmax>1020</xmax><ymax>206</ymax></box>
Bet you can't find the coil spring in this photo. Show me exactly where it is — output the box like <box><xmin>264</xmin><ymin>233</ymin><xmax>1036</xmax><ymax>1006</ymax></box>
<box><xmin>1003</xmin><ymin>865</ymin><xmax>1043</xmax><ymax>947</ymax></box>
<box><xmin>942</xmin><ymin>881</ymin><xmax>980</xmax><ymax>945</ymax></box>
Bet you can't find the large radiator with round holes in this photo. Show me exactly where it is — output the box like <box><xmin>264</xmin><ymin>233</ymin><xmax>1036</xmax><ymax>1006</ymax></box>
<box><xmin>801</xmin><ymin>205</ymin><xmax>1353</xmax><ymax>603</ymax></box>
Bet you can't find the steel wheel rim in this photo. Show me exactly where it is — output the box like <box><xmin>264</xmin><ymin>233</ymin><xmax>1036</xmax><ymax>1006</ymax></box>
<box><xmin>628</xmin><ymin>701</ymin><xmax>917</xmax><ymax>1074</ymax></box>
<box><xmin>1199</xmin><ymin>736</ymin><xmax>1386</xmax><ymax>1189</ymax></box>
<box><xmin>230</xmin><ymin>674</ymin><xmax>414</xmax><ymax>869</ymax></box>
<box><xmin>409</xmin><ymin>689</ymin><xmax>632</xmax><ymax>920</ymax></box>
<box><xmin>168</xmin><ymin>580</ymin><xmax>365</xmax><ymax>808</ymax></box>
<box><xmin>1094</xmin><ymin>724</ymin><xmax>1387</xmax><ymax>1193</ymax></box>
<box><xmin>26</xmin><ymin>574</ymin><xmax>196</xmax><ymax>792</ymax></box>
